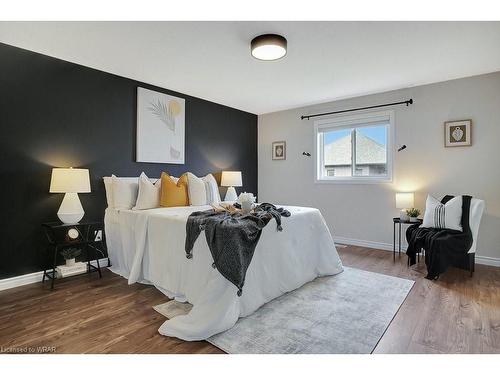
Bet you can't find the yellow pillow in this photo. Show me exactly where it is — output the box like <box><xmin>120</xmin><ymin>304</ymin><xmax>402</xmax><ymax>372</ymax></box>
<box><xmin>160</xmin><ymin>172</ymin><xmax>189</xmax><ymax>207</ymax></box>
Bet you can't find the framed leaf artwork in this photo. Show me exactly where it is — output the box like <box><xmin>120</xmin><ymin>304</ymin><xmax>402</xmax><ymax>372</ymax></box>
<box><xmin>272</xmin><ymin>141</ymin><xmax>286</xmax><ymax>160</ymax></box>
<box><xmin>136</xmin><ymin>87</ymin><xmax>185</xmax><ymax>163</ymax></box>
<box><xmin>444</xmin><ymin>120</ymin><xmax>472</xmax><ymax>147</ymax></box>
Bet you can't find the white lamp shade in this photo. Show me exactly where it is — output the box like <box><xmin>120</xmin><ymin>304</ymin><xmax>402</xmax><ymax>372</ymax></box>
<box><xmin>395</xmin><ymin>192</ymin><xmax>414</xmax><ymax>209</ymax></box>
<box><xmin>221</xmin><ymin>171</ymin><xmax>242</xmax><ymax>187</ymax></box>
<box><xmin>50</xmin><ymin>168</ymin><xmax>91</xmax><ymax>193</ymax></box>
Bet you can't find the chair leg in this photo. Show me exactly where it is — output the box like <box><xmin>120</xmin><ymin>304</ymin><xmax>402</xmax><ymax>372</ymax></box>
<box><xmin>469</xmin><ymin>253</ymin><xmax>475</xmax><ymax>277</ymax></box>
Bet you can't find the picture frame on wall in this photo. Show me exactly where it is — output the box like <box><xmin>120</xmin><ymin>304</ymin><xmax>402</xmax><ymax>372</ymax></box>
<box><xmin>444</xmin><ymin>120</ymin><xmax>472</xmax><ymax>147</ymax></box>
<box><xmin>272</xmin><ymin>141</ymin><xmax>286</xmax><ymax>160</ymax></box>
<box><xmin>136</xmin><ymin>87</ymin><xmax>185</xmax><ymax>164</ymax></box>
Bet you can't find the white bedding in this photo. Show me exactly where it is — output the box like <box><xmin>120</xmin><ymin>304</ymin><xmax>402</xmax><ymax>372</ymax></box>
<box><xmin>105</xmin><ymin>205</ymin><xmax>343</xmax><ymax>340</ymax></box>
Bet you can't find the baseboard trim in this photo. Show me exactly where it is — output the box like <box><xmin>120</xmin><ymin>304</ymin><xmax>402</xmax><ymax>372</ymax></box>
<box><xmin>0</xmin><ymin>258</ymin><xmax>109</xmax><ymax>292</ymax></box>
<box><xmin>334</xmin><ymin>236</ymin><xmax>405</xmax><ymax>252</ymax></box>
<box><xmin>334</xmin><ymin>236</ymin><xmax>500</xmax><ymax>268</ymax></box>
<box><xmin>474</xmin><ymin>255</ymin><xmax>500</xmax><ymax>267</ymax></box>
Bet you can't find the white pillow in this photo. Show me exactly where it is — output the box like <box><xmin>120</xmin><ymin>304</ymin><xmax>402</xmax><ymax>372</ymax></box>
<box><xmin>187</xmin><ymin>173</ymin><xmax>221</xmax><ymax>206</ymax></box>
<box><xmin>204</xmin><ymin>174</ymin><xmax>221</xmax><ymax>204</ymax></box>
<box><xmin>103</xmin><ymin>177</ymin><xmax>114</xmax><ymax>208</ymax></box>
<box><xmin>112</xmin><ymin>175</ymin><xmax>139</xmax><ymax>210</ymax></box>
<box><xmin>133</xmin><ymin>172</ymin><xmax>161</xmax><ymax>210</ymax></box>
<box><xmin>422</xmin><ymin>195</ymin><xmax>463</xmax><ymax>231</ymax></box>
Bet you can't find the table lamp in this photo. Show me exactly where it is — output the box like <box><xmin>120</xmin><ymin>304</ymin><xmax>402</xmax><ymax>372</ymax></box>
<box><xmin>395</xmin><ymin>192</ymin><xmax>414</xmax><ymax>221</ymax></box>
<box><xmin>221</xmin><ymin>171</ymin><xmax>242</xmax><ymax>201</ymax></box>
<box><xmin>50</xmin><ymin>168</ymin><xmax>91</xmax><ymax>224</ymax></box>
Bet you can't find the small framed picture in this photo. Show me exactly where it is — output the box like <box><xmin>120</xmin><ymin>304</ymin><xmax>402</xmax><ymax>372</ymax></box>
<box><xmin>444</xmin><ymin>120</ymin><xmax>472</xmax><ymax>147</ymax></box>
<box><xmin>272</xmin><ymin>141</ymin><xmax>286</xmax><ymax>160</ymax></box>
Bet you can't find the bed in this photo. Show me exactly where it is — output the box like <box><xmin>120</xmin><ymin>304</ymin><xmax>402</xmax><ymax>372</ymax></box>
<box><xmin>105</xmin><ymin>204</ymin><xmax>343</xmax><ymax>341</ymax></box>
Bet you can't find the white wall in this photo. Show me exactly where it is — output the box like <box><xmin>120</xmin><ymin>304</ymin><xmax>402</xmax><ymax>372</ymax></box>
<box><xmin>258</xmin><ymin>72</ymin><xmax>500</xmax><ymax>262</ymax></box>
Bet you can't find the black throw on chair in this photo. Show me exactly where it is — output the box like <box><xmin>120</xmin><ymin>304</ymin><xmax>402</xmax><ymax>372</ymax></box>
<box><xmin>406</xmin><ymin>195</ymin><xmax>485</xmax><ymax>280</ymax></box>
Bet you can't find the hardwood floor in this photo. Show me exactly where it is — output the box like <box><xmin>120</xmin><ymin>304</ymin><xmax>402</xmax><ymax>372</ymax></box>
<box><xmin>339</xmin><ymin>246</ymin><xmax>500</xmax><ymax>354</ymax></box>
<box><xmin>0</xmin><ymin>269</ymin><xmax>222</xmax><ymax>354</ymax></box>
<box><xmin>1</xmin><ymin>245</ymin><xmax>499</xmax><ymax>354</ymax></box>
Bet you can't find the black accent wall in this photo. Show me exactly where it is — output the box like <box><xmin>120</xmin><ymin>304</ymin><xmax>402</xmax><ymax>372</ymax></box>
<box><xmin>0</xmin><ymin>43</ymin><xmax>257</xmax><ymax>279</ymax></box>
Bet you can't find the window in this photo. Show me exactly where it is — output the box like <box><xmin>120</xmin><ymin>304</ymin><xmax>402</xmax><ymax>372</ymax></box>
<box><xmin>314</xmin><ymin>111</ymin><xmax>394</xmax><ymax>183</ymax></box>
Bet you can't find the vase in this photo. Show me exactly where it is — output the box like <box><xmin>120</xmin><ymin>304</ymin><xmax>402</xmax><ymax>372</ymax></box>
<box><xmin>241</xmin><ymin>200</ymin><xmax>253</xmax><ymax>214</ymax></box>
<box><xmin>409</xmin><ymin>217</ymin><xmax>419</xmax><ymax>222</ymax></box>
<box><xmin>65</xmin><ymin>258</ymin><xmax>76</xmax><ymax>267</ymax></box>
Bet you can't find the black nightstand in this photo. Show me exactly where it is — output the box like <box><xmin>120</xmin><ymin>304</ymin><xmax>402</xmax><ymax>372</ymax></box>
<box><xmin>41</xmin><ymin>221</ymin><xmax>106</xmax><ymax>289</ymax></box>
<box><xmin>393</xmin><ymin>217</ymin><xmax>423</xmax><ymax>262</ymax></box>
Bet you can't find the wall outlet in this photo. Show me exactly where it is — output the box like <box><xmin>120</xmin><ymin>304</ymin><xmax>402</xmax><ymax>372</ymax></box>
<box><xmin>94</xmin><ymin>230</ymin><xmax>103</xmax><ymax>242</ymax></box>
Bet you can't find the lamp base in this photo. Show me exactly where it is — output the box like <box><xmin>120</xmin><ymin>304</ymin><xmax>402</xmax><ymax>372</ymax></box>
<box><xmin>224</xmin><ymin>186</ymin><xmax>238</xmax><ymax>202</ymax></box>
<box><xmin>400</xmin><ymin>209</ymin><xmax>409</xmax><ymax>221</ymax></box>
<box><xmin>58</xmin><ymin>192</ymin><xmax>84</xmax><ymax>224</ymax></box>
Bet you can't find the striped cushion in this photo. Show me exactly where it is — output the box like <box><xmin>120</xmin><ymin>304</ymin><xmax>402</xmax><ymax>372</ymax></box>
<box><xmin>203</xmin><ymin>175</ymin><xmax>221</xmax><ymax>204</ymax></box>
<box><xmin>187</xmin><ymin>173</ymin><xmax>221</xmax><ymax>206</ymax></box>
<box><xmin>422</xmin><ymin>195</ymin><xmax>462</xmax><ymax>231</ymax></box>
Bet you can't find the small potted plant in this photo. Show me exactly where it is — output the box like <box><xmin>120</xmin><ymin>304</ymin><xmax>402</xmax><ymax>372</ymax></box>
<box><xmin>61</xmin><ymin>247</ymin><xmax>82</xmax><ymax>267</ymax></box>
<box><xmin>405</xmin><ymin>208</ymin><xmax>421</xmax><ymax>222</ymax></box>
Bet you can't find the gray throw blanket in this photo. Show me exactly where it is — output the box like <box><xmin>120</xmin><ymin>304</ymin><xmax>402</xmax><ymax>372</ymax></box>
<box><xmin>185</xmin><ymin>203</ymin><xmax>291</xmax><ymax>296</ymax></box>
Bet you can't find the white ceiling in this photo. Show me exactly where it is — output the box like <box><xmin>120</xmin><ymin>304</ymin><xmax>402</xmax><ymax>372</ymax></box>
<box><xmin>1</xmin><ymin>21</ymin><xmax>499</xmax><ymax>114</ymax></box>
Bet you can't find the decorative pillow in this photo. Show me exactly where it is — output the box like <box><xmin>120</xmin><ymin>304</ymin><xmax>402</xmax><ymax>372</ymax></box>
<box><xmin>103</xmin><ymin>177</ymin><xmax>114</xmax><ymax>208</ymax></box>
<box><xmin>422</xmin><ymin>195</ymin><xmax>463</xmax><ymax>231</ymax></box>
<box><xmin>187</xmin><ymin>173</ymin><xmax>221</xmax><ymax>206</ymax></box>
<box><xmin>160</xmin><ymin>172</ymin><xmax>189</xmax><ymax>207</ymax></box>
<box><xmin>133</xmin><ymin>172</ymin><xmax>161</xmax><ymax>210</ymax></box>
<box><xmin>111</xmin><ymin>175</ymin><xmax>139</xmax><ymax>210</ymax></box>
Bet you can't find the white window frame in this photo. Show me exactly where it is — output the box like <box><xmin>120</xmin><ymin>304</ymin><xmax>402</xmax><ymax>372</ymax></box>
<box><xmin>314</xmin><ymin>110</ymin><xmax>394</xmax><ymax>184</ymax></box>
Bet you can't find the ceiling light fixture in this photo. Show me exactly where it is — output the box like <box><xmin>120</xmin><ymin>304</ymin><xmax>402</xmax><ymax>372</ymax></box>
<box><xmin>251</xmin><ymin>34</ymin><xmax>287</xmax><ymax>61</ymax></box>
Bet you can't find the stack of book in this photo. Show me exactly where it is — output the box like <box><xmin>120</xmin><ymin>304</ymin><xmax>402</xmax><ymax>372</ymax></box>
<box><xmin>56</xmin><ymin>262</ymin><xmax>87</xmax><ymax>278</ymax></box>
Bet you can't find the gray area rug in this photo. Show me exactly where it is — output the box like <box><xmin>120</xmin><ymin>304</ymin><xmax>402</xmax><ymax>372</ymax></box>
<box><xmin>154</xmin><ymin>267</ymin><xmax>414</xmax><ymax>354</ymax></box>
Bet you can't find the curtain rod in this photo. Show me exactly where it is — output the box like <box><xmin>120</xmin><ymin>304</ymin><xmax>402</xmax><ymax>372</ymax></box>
<box><xmin>300</xmin><ymin>99</ymin><xmax>413</xmax><ymax>120</ymax></box>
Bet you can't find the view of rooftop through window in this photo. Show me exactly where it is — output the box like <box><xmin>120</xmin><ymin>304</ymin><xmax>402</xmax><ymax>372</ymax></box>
<box><xmin>320</xmin><ymin>123</ymin><xmax>388</xmax><ymax>178</ymax></box>
<box><xmin>324</xmin><ymin>126</ymin><xmax>387</xmax><ymax>146</ymax></box>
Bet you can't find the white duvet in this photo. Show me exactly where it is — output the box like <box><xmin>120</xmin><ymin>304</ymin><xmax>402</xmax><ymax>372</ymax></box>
<box><xmin>105</xmin><ymin>205</ymin><xmax>343</xmax><ymax>341</ymax></box>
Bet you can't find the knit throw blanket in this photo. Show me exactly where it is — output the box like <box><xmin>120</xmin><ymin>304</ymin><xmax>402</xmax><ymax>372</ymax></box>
<box><xmin>406</xmin><ymin>195</ymin><xmax>472</xmax><ymax>280</ymax></box>
<box><xmin>185</xmin><ymin>203</ymin><xmax>291</xmax><ymax>296</ymax></box>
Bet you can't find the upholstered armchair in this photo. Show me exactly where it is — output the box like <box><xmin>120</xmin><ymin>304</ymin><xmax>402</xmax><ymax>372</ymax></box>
<box><xmin>465</xmin><ymin>198</ymin><xmax>486</xmax><ymax>275</ymax></box>
<box><xmin>406</xmin><ymin>196</ymin><xmax>485</xmax><ymax>278</ymax></box>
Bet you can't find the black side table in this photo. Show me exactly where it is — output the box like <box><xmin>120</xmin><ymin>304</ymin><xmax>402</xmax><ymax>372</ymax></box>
<box><xmin>393</xmin><ymin>217</ymin><xmax>423</xmax><ymax>262</ymax></box>
<box><xmin>42</xmin><ymin>221</ymin><xmax>106</xmax><ymax>289</ymax></box>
